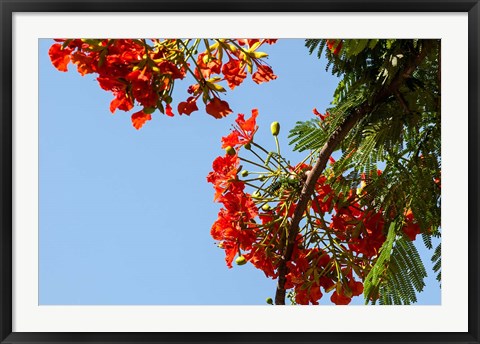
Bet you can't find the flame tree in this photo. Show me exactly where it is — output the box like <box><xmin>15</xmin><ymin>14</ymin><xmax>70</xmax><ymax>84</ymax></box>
<box><xmin>49</xmin><ymin>38</ymin><xmax>440</xmax><ymax>305</ymax></box>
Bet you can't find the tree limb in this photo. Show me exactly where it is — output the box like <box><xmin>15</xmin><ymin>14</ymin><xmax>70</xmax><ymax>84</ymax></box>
<box><xmin>274</xmin><ymin>40</ymin><xmax>433</xmax><ymax>305</ymax></box>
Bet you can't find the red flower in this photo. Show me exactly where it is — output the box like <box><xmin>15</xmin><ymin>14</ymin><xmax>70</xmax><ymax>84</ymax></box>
<box><xmin>246</xmin><ymin>248</ymin><xmax>278</xmax><ymax>278</ymax></box>
<box><xmin>110</xmin><ymin>91</ymin><xmax>134</xmax><ymax>113</ymax></box>
<box><xmin>97</xmin><ymin>77</ymin><xmax>126</xmax><ymax>93</ymax></box>
<box><xmin>326</xmin><ymin>40</ymin><xmax>343</xmax><ymax>55</ymax></box>
<box><xmin>236</xmin><ymin>39</ymin><xmax>277</xmax><ymax>47</ymax></box>
<box><xmin>313</xmin><ymin>108</ymin><xmax>326</xmax><ymax>121</ymax></box>
<box><xmin>308</xmin><ymin>284</ymin><xmax>323</xmax><ymax>305</ymax></box>
<box><xmin>295</xmin><ymin>289</ymin><xmax>309</xmax><ymax>305</ymax></box>
<box><xmin>221</xmin><ymin>109</ymin><xmax>259</xmax><ymax>149</ymax></box>
<box><xmin>210</xmin><ymin>189</ymin><xmax>259</xmax><ymax>269</ymax></box>
<box><xmin>403</xmin><ymin>209</ymin><xmax>421</xmax><ymax>241</ymax></box>
<box><xmin>219</xmin><ymin>191</ymin><xmax>258</xmax><ymax>221</ymax></box>
<box><xmin>206</xmin><ymin>97</ymin><xmax>233</xmax><ymax>119</ymax></box>
<box><xmin>49</xmin><ymin>43</ymin><xmax>72</xmax><ymax>72</ymax></box>
<box><xmin>71</xmin><ymin>52</ymin><xmax>96</xmax><ymax>76</ymax></box>
<box><xmin>187</xmin><ymin>84</ymin><xmax>201</xmax><ymax>95</ymax></box>
<box><xmin>264</xmin><ymin>39</ymin><xmax>278</xmax><ymax>45</ymax></box>
<box><xmin>206</xmin><ymin>154</ymin><xmax>240</xmax><ymax>201</ymax></box>
<box><xmin>210</xmin><ymin>211</ymin><xmax>234</xmax><ymax>241</ymax></box>
<box><xmin>312</xmin><ymin>183</ymin><xmax>334</xmax><ymax>213</ymax></box>
<box><xmin>157</xmin><ymin>60</ymin><xmax>186</xmax><ymax>80</ymax></box>
<box><xmin>236</xmin><ymin>39</ymin><xmax>258</xmax><ymax>46</ymax></box>
<box><xmin>252</xmin><ymin>65</ymin><xmax>277</xmax><ymax>84</ymax></box>
<box><xmin>331</xmin><ymin>291</ymin><xmax>352</xmax><ymax>305</ymax></box>
<box><xmin>177</xmin><ymin>97</ymin><xmax>199</xmax><ymax>115</ymax></box>
<box><xmin>221</xmin><ymin>58</ymin><xmax>247</xmax><ymax>90</ymax></box>
<box><xmin>165</xmin><ymin>103</ymin><xmax>174</xmax><ymax>117</ymax></box>
<box><xmin>126</xmin><ymin>68</ymin><xmax>150</xmax><ymax>83</ymax></box>
<box><xmin>348</xmin><ymin>279</ymin><xmax>364</xmax><ymax>297</ymax></box>
<box><xmin>214</xmin><ymin>239</ymin><xmax>239</xmax><ymax>269</ymax></box>
<box><xmin>131</xmin><ymin>110</ymin><xmax>152</xmax><ymax>130</ymax></box>
<box><xmin>196</xmin><ymin>53</ymin><xmax>222</xmax><ymax>79</ymax></box>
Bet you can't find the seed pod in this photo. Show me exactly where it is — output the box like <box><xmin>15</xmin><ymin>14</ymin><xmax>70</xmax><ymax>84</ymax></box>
<box><xmin>235</xmin><ymin>256</ymin><xmax>247</xmax><ymax>266</ymax></box>
<box><xmin>252</xmin><ymin>191</ymin><xmax>261</xmax><ymax>199</ymax></box>
<box><xmin>270</xmin><ymin>121</ymin><xmax>280</xmax><ymax>136</ymax></box>
<box><xmin>225</xmin><ymin>146</ymin><xmax>236</xmax><ymax>156</ymax></box>
<box><xmin>143</xmin><ymin>107</ymin><xmax>156</xmax><ymax>114</ymax></box>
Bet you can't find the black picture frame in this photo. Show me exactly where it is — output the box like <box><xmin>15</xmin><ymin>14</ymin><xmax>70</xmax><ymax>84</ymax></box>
<box><xmin>1</xmin><ymin>1</ymin><xmax>479</xmax><ymax>343</ymax></box>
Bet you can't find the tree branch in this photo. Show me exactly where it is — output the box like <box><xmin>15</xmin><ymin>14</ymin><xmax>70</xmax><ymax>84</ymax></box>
<box><xmin>274</xmin><ymin>41</ymin><xmax>432</xmax><ymax>305</ymax></box>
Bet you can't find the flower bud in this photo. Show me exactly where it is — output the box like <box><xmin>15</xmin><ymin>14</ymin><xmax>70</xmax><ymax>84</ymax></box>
<box><xmin>241</xmin><ymin>170</ymin><xmax>249</xmax><ymax>177</ymax></box>
<box><xmin>244</xmin><ymin>142</ymin><xmax>252</xmax><ymax>150</ymax></box>
<box><xmin>270</xmin><ymin>121</ymin><xmax>280</xmax><ymax>136</ymax></box>
<box><xmin>225</xmin><ymin>146</ymin><xmax>236</xmax><ymax>156</ymax></box>
<box><xmin>262</xmin><ymin>204</ymin><xmax>271</xmax><ymax>211</ymax></box>
<box><xmin>143</xmin><ymin>107</ymin><xmax>156</xmax><ymax>114</ymax></box>
<box><xmin>235</xmin><ymin>256</ymin><xmax>247</xmax><ymax>266</ymax></box>
<box><xmin>266</xmin><ymin>297</ymin><xmax>273</xmax><ymax>305</ymax></box>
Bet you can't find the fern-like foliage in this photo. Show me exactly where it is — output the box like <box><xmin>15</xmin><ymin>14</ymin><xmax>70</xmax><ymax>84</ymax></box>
<box><xmin>295</xmin><ymin>39</ymin><xmax>441</xmax><ymax>304</ymax></box>
<box><xmin>364</xmin><ymin>222</ymin><xmax>428</xmax><ymax>305</ymax></box>
<box><xmin>431</xmin><ymin>242</ymin><xmax>441</xmax><ymax>286</ymax></box>
<box><xmin>289</xmin><ymin>119</ymin><xmax>326</xmax><ymax>153</ymax></box>
<box><xmin>363</xmin><ymin>222</ymin><xmax>397</xmax><ymax>301</ymax></box>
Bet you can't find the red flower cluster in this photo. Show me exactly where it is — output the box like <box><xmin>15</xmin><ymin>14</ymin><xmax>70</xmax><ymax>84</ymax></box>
<box><xmin>221</xmin><ymin>109</ymin><xmax>259</xmax><ymax>149</ymax></box>
<box><xmin>206</xmin><ymin>150</ymin><xmax>259</xmax><ymax>268</ymax></box>
<box><xmin>49</xmin><ymin>39</ymin><xmax>187</xmax><ymax>129</ymax></box>
<box><xmin>49</xmin><ymin>38</ymin><xmax>278</xmax><ymax>128</ymax></box>
<box><xmin>331</xmin><ymin>204</ymin><xmax>386</xmax><ymax>258</ymax></box>
<box><xmin>207</xmin><ymin>154</ymin><xmax>241</xmax><ymax>201</ymax></box>
<box><xmin>330</xmin><ymin>268</ymin><xmax>364</xmax><ymax>305</ymax></box>
<box><xmin>189</xmin><ymin>39</ymin><xmax>278</xmax><ymax>117</ymax></box>
<box><xmin>210</xmin><ymin>190</ymin><xmax>259</xmax><ymax>268</ymax></box>
<box><xmin>207</xmin><ymin>110</ymin><xmax>278</xmax><ymax>271</ymax></box>
<box><xmin>208</xmin><ymin>110</ymin><xmax>426</xmax><ymax>305</ymax></box>
<box><xmin>285</xmin><ymin>244</ymin><xmax>334</xmax><ymax>305</ymax></box>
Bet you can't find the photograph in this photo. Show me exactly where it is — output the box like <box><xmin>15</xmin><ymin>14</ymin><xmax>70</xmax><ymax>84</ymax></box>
<box><xmin>1</xmin><ymin>4</ymin><xmax>478</xmax><ymax>344</ymax></box>
<box><xmin>41</xmin><ymin>38</ymin><xmax>441</xmax><ymax>306</ymax></box>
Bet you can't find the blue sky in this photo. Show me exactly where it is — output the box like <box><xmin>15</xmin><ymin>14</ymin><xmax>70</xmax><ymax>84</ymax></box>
<box><xmin>39</xmin><ymin>38</ymin><xmax>440</xmax><ymax>305</ymax></box>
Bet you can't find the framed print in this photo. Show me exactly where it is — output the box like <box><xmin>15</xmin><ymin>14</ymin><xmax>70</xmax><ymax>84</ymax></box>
<box><xmin>1</xmin><ymin>1</ymin><xmax>479</xmax><ymax>343</ymax></box>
